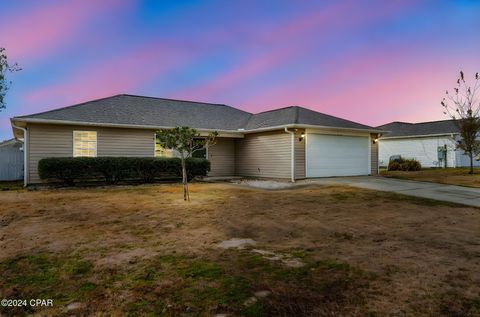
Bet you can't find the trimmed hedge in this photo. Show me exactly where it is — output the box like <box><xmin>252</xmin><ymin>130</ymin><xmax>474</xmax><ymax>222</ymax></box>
<box><xmin>388</xmin><ymin>157</ymin><xmax>421</xmax><ymax>171</ymax></box>
<box><xmin>185</xmin><ymin>158</ymin><xmax>211</xmax><ymax>181</ymax></box>
<box><xmin>38</xmin><ymin>157</ymin><xmax>92</xmax><ymax>186</ymax></box>
<box><xmin>38</xmin><ymin>157</ymin><xmax>210</xmax><ymax>185</ymax></box>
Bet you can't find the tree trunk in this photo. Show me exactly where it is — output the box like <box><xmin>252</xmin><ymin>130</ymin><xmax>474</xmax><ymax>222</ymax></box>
<box><xmin>470</xmin><ymin>152</ymin><xmax>474</xmax><ymax>174</ymax></box>
<box><xmin>181</xmin><ymin>158</ymin><xmax>189</xmax><ymax>201</ymax></box>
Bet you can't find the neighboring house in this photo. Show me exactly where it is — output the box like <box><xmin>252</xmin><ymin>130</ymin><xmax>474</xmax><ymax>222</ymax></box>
<box><xmin>0</xmin><ymin>138</ymin><xmax>24</xmax><ymax>181</ymax></box>
<box><xmin>377</xmin><ymin>120</ymin><xmax>480</xmax><ymax>168</ymax></box>
<box><xmin>10</xmin><ymin>94</ymin><xmax>382</xmax><ymax>185</ymax></box>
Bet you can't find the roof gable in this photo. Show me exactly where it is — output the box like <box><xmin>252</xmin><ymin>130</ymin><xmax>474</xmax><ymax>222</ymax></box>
<box><xmin>244</xmin><ymin>107</ymin><xmax>297</xmax><ymax>130</ymax></box>
<box><xmin>296</xmin><ymin>106</ymin><xmax>375</xmax><ymax>130</ymax></box>
<box><xmin>244</xmin><ymin>106</ymin><xmax>376</xmax><ymax>130</ymax></box>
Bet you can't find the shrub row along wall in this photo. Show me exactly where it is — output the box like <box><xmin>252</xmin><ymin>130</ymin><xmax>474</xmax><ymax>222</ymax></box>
<box><xmin>38</xmin><ymin>157</ymin><xmax>210</xmax><ymax>185</ymax></box>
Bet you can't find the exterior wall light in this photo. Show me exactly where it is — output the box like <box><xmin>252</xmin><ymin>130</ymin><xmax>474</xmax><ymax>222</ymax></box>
<box><xmin>299</xmin><ymin>133</ymin><xmax>305</xmax><ymax>142</ymax></box>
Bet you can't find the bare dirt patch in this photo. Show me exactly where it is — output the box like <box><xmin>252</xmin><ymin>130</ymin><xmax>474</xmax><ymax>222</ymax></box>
<box><xmin>0</xmin><ymin>183</ymin><xmax>479</xmax><ymax>316</ymax></box>
<box><xmin>218</xmin><ymin>238</ymin><xmax>257</xmax><ymax>249</ymax></box>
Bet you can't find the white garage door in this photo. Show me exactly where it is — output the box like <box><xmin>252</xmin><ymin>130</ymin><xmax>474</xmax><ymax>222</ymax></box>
<box><xmin>306</xmin><ymin>134</ymin><xmax>369</xmax><ymax>177</ymax></box>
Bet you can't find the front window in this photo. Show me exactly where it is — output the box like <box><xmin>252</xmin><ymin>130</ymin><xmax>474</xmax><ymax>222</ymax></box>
<box><xmin>73</xmin><ymin>131</ymin><xmax>97</xmax><ymax>157</ymax></box>
<box><xmin>155</xmin><ymin>134</ymin><xmax>174</xmax><ymax>157</ymax></box>
<box><xmin>192</xmin><ymin>138</ymin><xmax>207</xmax><ymax>159</ymax></box>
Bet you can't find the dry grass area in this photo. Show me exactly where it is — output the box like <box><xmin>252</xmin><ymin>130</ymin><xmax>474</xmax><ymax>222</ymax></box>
<box><xmin>0</xmin><ymin>183</ymin><xmax>479</xmax><ymax>316</ymax></box>
<box><xmin>382</xmin><ymin>167</ymin><xmax>480</xmax><ymax>188</ymax></box>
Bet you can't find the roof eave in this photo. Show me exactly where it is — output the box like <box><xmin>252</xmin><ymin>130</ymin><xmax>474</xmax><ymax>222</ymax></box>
<box><xmin>380</xmin><ymin>132</ymin><xmax>459</xmax><ymax>140</ymax></box>
<box><xmin>242</xmin><ymin>123</ymin><xmax>385</xmax><ymax>134</ymax></box>
<box><xmin>10</xmin><ymin>117</ymin><xmax>245</xmax><ymax>137</ymax></box>
<box><xmin>11</xmin><ymin>118</ymin><xmax>384</xmax><ymax>136</ymax></box>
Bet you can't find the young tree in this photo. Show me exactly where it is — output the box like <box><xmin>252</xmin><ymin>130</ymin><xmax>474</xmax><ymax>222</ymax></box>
<box><xmin>0</xmin><ymin>47</ymin><xmax>21</xmax><ymax>111</ymax></box>
<box><xmin>441</xmin><ymin>71</ymin><xmax>480</xmax><ymax>174</ymax></box>
<box><xmin>156</xmin><ymin>127</ymin><xmax>217</xmax><ymax>201</ymax></box>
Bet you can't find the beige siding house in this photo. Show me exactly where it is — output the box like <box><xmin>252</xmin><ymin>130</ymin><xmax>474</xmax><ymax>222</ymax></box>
<box><xmin>235</xmin><ymin>131</ymin><xmax>291</xmax><ymax>179</ymax></box>
<box><xmin>11</xmin><ymin>94</ymin><xmax>382</xmax><ymax>185</ymax></box>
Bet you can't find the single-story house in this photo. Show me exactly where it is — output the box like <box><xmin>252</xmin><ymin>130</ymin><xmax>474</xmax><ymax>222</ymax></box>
<box><xmin>377</xmin><ymin>120</ymin><xmax>479</xmax><ymax>168</ymax></box>
<box><xmin>0</xmin><ymin>138</ymin><xmax>24</xmax><ymax>181</ymax></box>
<box><xmin>11</xmin><ymin>94</ymin><xmax>382</xmax><ymax>186</ymax></box>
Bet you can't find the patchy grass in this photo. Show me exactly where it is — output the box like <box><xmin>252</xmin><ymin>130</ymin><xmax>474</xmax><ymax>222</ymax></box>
<box><xmin>0</xmin><ymin>251</ymin><xmax>372</xmax><ymax>316</ymax></box>
<box><xmin>0</xmin><ymin>183</ymin><xmax>479</xmax><ymax>316</ymax></box>
<box><xmin>0</xmin><ymin>180</ymin><xmax>23</xmax><ymax>191</ymax></box>
<box><xmin>382</xmin><ymin>167</ymin><xmax>480</xmax><ymax>187</ymax></box>
<box><xmin>0</xmin><ymin>254</ymin><xmax>99</xmax><ymax>315</ymax></box>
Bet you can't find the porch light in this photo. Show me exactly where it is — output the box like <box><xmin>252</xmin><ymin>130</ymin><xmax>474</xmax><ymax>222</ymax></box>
<box><xmin>373</xmin><ymin>138</ymin><xmax>379</xmax><ymax>144</ymax></box>
<box><xmin>299</xmin><ymin>133</ymin><xmax>305</xmax><ymax>142</ymax></box>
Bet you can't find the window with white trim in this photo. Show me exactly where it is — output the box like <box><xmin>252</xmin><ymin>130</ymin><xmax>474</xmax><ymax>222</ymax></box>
<box><xmin>73</xmin><ymin>131</ymin><xmax>97</xmax><ymax>157</ymax></box>
<box><xmin>155</xmin><ymin>134</ymin><xmax>174</xmax><ymax>157</ymax></box>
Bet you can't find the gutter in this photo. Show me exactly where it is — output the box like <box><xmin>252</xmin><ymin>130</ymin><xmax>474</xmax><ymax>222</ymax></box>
<box><xmin>245</xmin><ymin>124</ymin><xmax>385</xmax><ymax>134</ymax></box>
<box><xmin>10</xmin><ymin>118</ymin><xmax>245</xmax><ymax>136</ymax></box>
<box><xmin>11</xmin><ymin>122</ymin><xmax>28</xmax><ymax>187</ymax></box>
<box><xmin>380</xmin><ymin>133</ymin><xmax>460</xmax><ymax>140</ymax></box>
<box><xmin>284</xmin><ymin>127</ymin><xmax>295</xmax><ymax>182</ymax></box>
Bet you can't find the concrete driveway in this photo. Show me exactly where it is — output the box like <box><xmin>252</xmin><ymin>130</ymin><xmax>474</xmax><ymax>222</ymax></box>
<box><xmin>308</xmin><ymin>176</ymin><xmax>480</xmax><ymax>207</ymax></box>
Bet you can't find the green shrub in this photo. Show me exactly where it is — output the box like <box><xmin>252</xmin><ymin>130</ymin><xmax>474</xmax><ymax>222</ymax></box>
<box><xmin>90</xmin><ymin>157</ymin><xmax>134</xmax><ymax>184</ymax></box>
<box><xmin>133</xmin><ymin>157</ymin><xmax>181</xmax><ymax>183</ymax></box>
<box><xmin>387</xmin><ymin>161</ymin><xmax>400</xmax><ymax>171</ymax></box>
<box><xmin>388</xmin><ymin>157</ymin><xmax>421</xmax><ymax>171</ymax></box>
<box><xmin>186</xmin><ymin>157</ymin><xmax>211</xmax><ymax>180</ymax></box>
<box><xmin>38</xmin><ymin>157</ymin><xmax>95</xmax><ymax>186</ymax></box>
<box><xmin>38</xmin><ymin>157</ymin><xmax>210</xmax><ymax>185</ymax></box>
<box><xmin>406</xmin><ymin>159</ymin><xmax>422</xmax><ymax>171</ymax></box>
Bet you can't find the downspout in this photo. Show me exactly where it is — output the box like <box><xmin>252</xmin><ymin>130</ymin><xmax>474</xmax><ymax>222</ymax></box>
<box><xmin>12</xmin><ymin>122</ymin><xmax>28</xmax><ymax>187</ymax></box>
<box><xmin>376</xmin><ymin>133</ymin><xmax>382</xmax><ymax>175</ymax></box>
<box><xmin>284</xmin><ymin>127</ymin><xmax>295</xmax><ymax>182</ymax></box>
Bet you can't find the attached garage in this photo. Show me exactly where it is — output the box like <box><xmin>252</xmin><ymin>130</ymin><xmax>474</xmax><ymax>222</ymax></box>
<box><xmin>306</xmin><ymin>133</ymin><xmax>370</xmax><ymax>177</ymax></box>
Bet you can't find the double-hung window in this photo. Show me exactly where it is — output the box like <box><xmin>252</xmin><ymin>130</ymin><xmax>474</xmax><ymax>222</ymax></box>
<box><xmin>73</xmin><ymin>131</ymin><xmax>97</xmax><ymax>157</ymax></box>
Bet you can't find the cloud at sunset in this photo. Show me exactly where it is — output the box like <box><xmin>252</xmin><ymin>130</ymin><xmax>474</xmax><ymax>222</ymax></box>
<box><xmin>0</xmin><ymin>0</ymin><xmax>479</xmax><ymax>140</ymax></box>
<box><xmin>0</xmin><ymin>0</ymin><xmax>130</xmax><ymax>62</ymax></box>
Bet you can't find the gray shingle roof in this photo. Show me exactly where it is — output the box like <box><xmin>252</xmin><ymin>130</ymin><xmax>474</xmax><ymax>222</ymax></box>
<box><xmin>14</xmin><ymin>94</ymin><xmax>377</xmax><ymax>132</ymax></box>
<box><xmin>296</xmin><ymin>106</ymin><xmax>376</xmax><ymax>130</ymax></box>
<box><xmin>244</xmin><ymin>106</ymin><xmax>376</xmax><ymax>130</ymax></box>
<box><xmin>0</xmin><ymin>138</ymin><xmax>21</xmax><ymax>148</ymax></box>
<box><xmin>378</xmin><ymin>120</ymin><xmax>459</xmax><ymax>138</ymax></box>
<box><xmin>244</xmin><ymin>107</ymin><xmax>298</xmax><ymax>129</ymax></box>
<box><xmin>15</xmin><ymin>95</ymin><xmax>252</xmax><ymax>130</ymax></box>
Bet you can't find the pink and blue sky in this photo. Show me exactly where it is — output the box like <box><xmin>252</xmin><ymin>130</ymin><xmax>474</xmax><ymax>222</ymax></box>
<box><xmin>1</xmin><ymin>0</ymin><xmax>479</xmax><ymax>140</ymax></box>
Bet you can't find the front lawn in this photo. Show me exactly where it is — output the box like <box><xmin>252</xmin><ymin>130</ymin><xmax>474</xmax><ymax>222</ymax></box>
<box><xmin>0</xmin><ymin>183</ymin><xmax>479</xmax><ymax>316</ymax></box>
<box><xmin>381</xmin><ymin>167</ymin><xmax>480</xmax><ymax>188</ymax></box>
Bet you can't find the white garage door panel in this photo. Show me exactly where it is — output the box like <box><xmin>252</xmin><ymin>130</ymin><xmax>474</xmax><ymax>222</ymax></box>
<box><xmin>306</xmin><ymin>134</ymin><xmax>369</xmax><ymax>177</ymax></box>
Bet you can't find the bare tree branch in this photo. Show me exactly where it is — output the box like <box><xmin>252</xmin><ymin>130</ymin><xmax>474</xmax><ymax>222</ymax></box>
<box><xmin>442</xmin><ymin>71</ymin><xmax>480</xmax><ymax>174</ymax></box>
<box><xmin>0</xmin><ymin>47</ymin><xmax>21</xmax><ymax>111</ymax></box>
